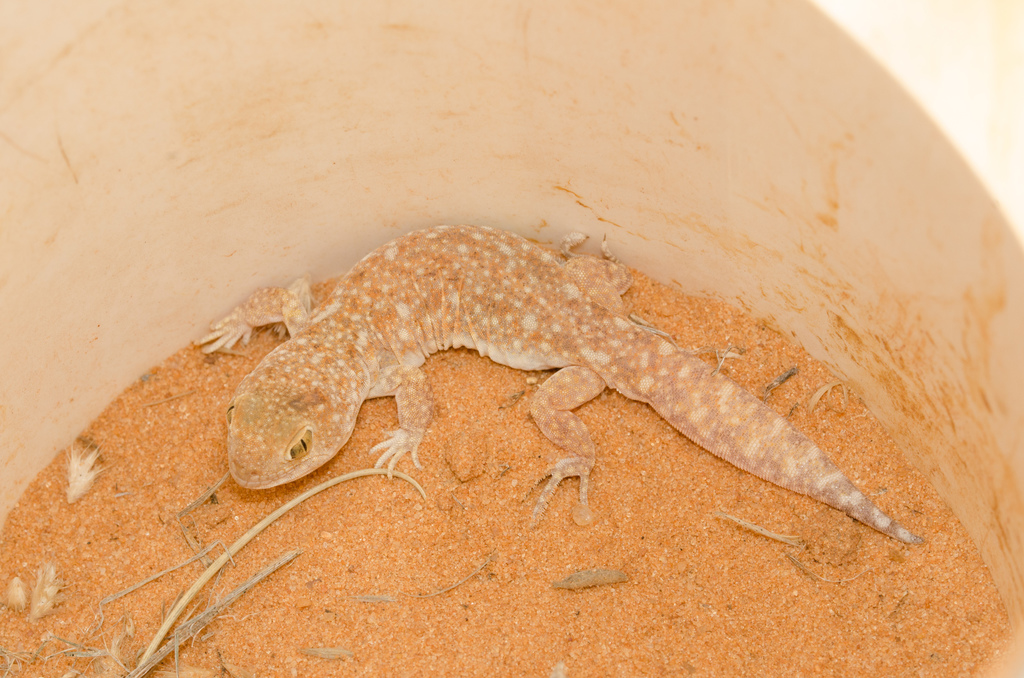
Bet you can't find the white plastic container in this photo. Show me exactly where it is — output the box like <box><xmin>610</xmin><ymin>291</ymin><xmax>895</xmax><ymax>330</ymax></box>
<box><xmin>2</xmin><ymin>1</ymin><xmax>1022</xmax><ymax>671</ymax></box>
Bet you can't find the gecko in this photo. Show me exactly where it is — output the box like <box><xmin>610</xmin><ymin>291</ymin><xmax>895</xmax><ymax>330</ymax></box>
<box><xmin>200</xmin><ymin>225</ymin><xmax>922</xmax><ymax>544</ymax></box>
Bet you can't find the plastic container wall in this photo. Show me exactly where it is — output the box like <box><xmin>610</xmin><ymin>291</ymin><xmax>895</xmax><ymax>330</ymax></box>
<box><xmin>2</xmin><ymin>0</ymin><xmax>1023</xmax><ymax>670</ymax></box>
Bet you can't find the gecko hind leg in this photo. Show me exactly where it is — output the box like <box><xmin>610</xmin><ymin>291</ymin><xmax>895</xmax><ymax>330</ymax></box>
<box><xmin>529</xmin><ymin>366</ymin><xmax>607</xmax><ymax>526</ymax></box>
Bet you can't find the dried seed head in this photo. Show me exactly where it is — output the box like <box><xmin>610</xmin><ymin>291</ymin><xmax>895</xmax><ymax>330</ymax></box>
<box><xmin>222</xmin><ymin>662</ymin><xmax>256</xmax><ymax>678</ymax></box>
<box><xmin>29</xmin><ymin>562</ymin><xmax>64</xmax><ymax>621</ymax></box>
<box><xmin>66</xmin><ymin>444</ymin><xmax>103</xmax><ymax>503</ymax></box>
<box><xmin>6</xmin><ymin>575</ymin><xmax>28</xmax><ymax>612</ymax></box>
<box><xmin>91</xmin><ymin>656</ymin><xmax>128</xmax><ymax>678</ymax></box>
<box><xmin>107</xmin><ymin>614</ymin><xmax>135</xmax><ymax>668</ymax></box>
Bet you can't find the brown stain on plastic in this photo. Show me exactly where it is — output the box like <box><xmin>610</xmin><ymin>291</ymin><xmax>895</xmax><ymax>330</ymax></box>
<box><xmin>815</xmin><ymin>139</ymin><xmax>846</xmax><ymax>232</ymax></box>
<box><xmin>825</xmin><ymin>210</ymin><xmax>1024</xmax><ymax>625</ymax></box>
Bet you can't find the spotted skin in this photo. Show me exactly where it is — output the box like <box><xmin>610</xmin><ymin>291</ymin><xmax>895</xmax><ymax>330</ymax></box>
<box><xmin>202</xmin><ymin>225</ymin><xmax>922</xmax><ymax>544</ymax></box>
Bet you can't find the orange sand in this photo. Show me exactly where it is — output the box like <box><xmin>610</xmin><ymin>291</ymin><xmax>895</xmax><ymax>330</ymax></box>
<box><xmin>0</xmin><ymin>272</ymin><xmax>1010</xmax><ymax>677</ymax></box>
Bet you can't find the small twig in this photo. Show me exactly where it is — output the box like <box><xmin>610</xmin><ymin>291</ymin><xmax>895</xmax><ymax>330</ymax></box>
<box><xmin>448</xmin><ymin>491</ymin><xmax>467</xmax><ymax>511</ymax></box>
<box><xmin>46</xmin><ymin>636</ymin><xmax>90</xmax><ymax>651</ymax></box>
<box><xmin>763</xmin><ymin>366</ymin><xmax>799</xmax><ymax>402</ymax></box>
<box><xmin>91</xmin><ymin>542</ymin><xmax>222</xmax><ymax>635</ymax></box>
<box><xmin>400</xmin><ymin>552</ymin><xmax>495</xmax><ymax>599</ymax></box>
<box><xmin>36</xmin><ymin>635</ymin><xmax>107</xmax><ymax>662</ymax></box>
<box><xmin>888</xmin><ymin>591</ymin><xmax>910</xmax><ymax>618</ymax></box>
<box><xmin>695</xmin><ymin>346</ymin><xmax>746</xmax><ymax>375</ymax></box>
<box><xmin>177</xmin><ymin>473</ymin><xmax>230</xmax><ymax>519</ymax></box>
<box><xmin>138</xmin><ymin>468</ymin><xmax>425</xmax><ymax>665</ymax></box>
<box><xmin>175</xmin><ymin>473</ymin><xmax>230</xmax><ymax>567</ymax></box>
<box><xmin>177</xmin><ymin>515</ymin><xmax>212</xmax><ymax>566</ymax></box>
<box><xmin>22</xmin><ymin>634</ymin><xmax>82</xmax><ymax>665</ymax></box>
<box><xmin>714</xmin><ymin>512</ymin><xmax>804</xmax><ymax>547</ymax></box>
<box><xmin>142</xmin><ymin>390</ymin><xmax>197</xmax><ymax>408</ymax></box>
<box><xmin>63</xmin><ymin>647</ymin><xmax>110</xmax><ymax>658</ymax></box>
<box><xmin>1</xmin><ymin>646</ymin><xmax>33</xmax><ymax>677</ymax></box>
<box><xmin>347</xmin><ymin>595</ymin><xmax>397</xmax><ymax>603</ymax></box>
<box><xmin>499</xmin><ymin>391</ymin><xmax>525</xmax><ymax>409</ymax></box>
<box><xmin>29</xmin><ymin>636</ymin><xmax>57</xmax><ymax>662</ymax></box>
<box><xmin>628</xmin><ymin>313</ymin><xmax>678</xmax><ymax>346</ymax></box>
<box><xmin>127</xmin><ymin>550</ymin><xmax>302</xmax><ymax>678</ymax></box>
<box><xmin>786</xmin><ymin>553</ymin><xmax>871</xmax><ymax>583</ymax></box>
<box><xmin>299</xmin><ymin>647</ymin><xmax>354</xmax><ymax>660</ymax></box>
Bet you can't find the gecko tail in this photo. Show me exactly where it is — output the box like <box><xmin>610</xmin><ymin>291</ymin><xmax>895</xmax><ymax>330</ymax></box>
<box><xmin>638</xmin><ymin>347</ymin><xmax>923</xmax><ymax>544</ymax></box>
<box><xmin>801</xmin><ymin>465</ymin><xmax>923</xmax><ymax>544</ymax></box>
<box><xmin>827</xmin><ymin>477</ymin><xmax>925</xmax><ymax>548</ymax></box>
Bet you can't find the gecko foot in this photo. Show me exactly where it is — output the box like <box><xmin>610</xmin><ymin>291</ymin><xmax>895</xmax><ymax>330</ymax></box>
<box><xmin>529</xmin><ymin>456</ymin><xmax>593</xmax><ymax>528</ymax></box>
<box><xmin>200</xmin><ymin>310</ymin><xmax>255</xmax><ymax>353</ymax></box>
<box><xmin>199</xmin><ymin>279</ymin><xmax>314</xmax><ymax>353</ymax></box>
<box><xmin>371</xmin><ymin>429</ymin><xmax>425</xmax><ymax>474</ymax></box>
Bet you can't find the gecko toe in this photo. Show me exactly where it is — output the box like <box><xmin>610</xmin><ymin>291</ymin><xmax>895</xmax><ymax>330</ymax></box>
<box><xmin>199</xmin><ymin>315</ymin><xmax>254</xmax><ymax>353</ymax></box>
<box><xmin>371</xmin><ymin>429</ymin><xmax>425</xmax><ymax>472</ymax></box>
<box><xmin>530</xmin><ymin>457</ymin><xmax>593</xmax><ymax>527</ymax></box>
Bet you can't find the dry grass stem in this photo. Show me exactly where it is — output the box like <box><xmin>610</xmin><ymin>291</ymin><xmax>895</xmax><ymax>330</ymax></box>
<box><xmin>141</xmin><ymin>389</ymin><xmax>196</xmax><ymax>408</ymax></box>
<box><xmin>299</xmin><ymin>647</ymin><xmax>354</xmax><ymax>660</ymax></box>
<box><xmin>627</xmin><ymin>313</ymin><xmax>677</xmax><ymax>345</ymax></box>
<box><xmin>29</xmin><ymin>562</ymin><xmax>64</xmax><ymax>621</ymax></box>
<box><xmin>176</xmin><ymin>519</ymin><xmax>211</xmax><ymax>566</ymax></box>
<box><xmin>176</xmin><ymin>474</ymin><xmax>230</xmax><ymax>520</ymax></box>
<box><xmin>400</xmin><ymin>552</ymin><xmax>494</xmax><ymax>599</ymax></box>
<box><xmin>154</xmin><ymin>666</ymin><xmax>216</xmax><ymax>677</ymax></box>
<box><xmin>127</xmin><ymin>550</ymin><xmax>301</xmax><ymax>678</ymax></box>
<box><xmin>1</xmin><ymin>647</ymin><xmax>33</xmax><ymax>676</ymax></box>
<box><xmin>347</xmin><ymin>594</ymin><xmax>397</xmax><ymax>603</ymax></box>
<box><xmin>24</xmin><ymin>634</ymin><xmax>107</xmax><ymax>667</ymax></box>
<box><xmin>694</xmin><ymin>345</ymin><xmax>746</xmax><ymax>375</ymax></box>
<box><xmin>66</xmin><ymin>444</ymin><xmax>103</xmax><ymax>503</ymax></box>
<box><xmin>714</xmin><ymin>512</ymin><xmax>805</xmax><ymax>547</ymax></box>
<box><xmin>786</xmin><ymin>553</ymin><xmax>871</xmax><ymax>584</ymax></box>
<box><xmin>137</xmin><ymin>469</ymin><xmax>425</xmax><ymax>666</ymax></box>
<box><xmin>91</xmin><ymin>543</ymin><xmax>220</xmax><ymax>635</ymax></box>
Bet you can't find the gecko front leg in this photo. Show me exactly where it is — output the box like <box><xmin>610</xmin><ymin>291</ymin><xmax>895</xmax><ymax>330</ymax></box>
<box><xmin>529</xmin><ymin>365</ymin><xmax>607</xmax><ymax>525</ymax></box>
<box><xmin>200</xmin><ymin>276</ymin><xmax>314</xmax><ymax>353</ymax></box>
<box><xmin>369</xmin><ymin>364</ymin><xmax>434</xmax><ymax>473</ymax></box>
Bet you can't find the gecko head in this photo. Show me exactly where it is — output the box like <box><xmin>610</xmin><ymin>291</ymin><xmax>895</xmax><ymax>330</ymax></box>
<box><xmin>225</xmin><ymin>347</ymin><xmax>361</xmax><ymax>489</ymax></box>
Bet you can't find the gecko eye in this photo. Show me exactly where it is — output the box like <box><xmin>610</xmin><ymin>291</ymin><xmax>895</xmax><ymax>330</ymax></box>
<box><xmin>288</xmin><ymin>429</ymin><xmax>313</xmax><ymax>461</ymax></box>
<box><xmin>226</xmin><ymin>404</ymin><xmax>235</xmax><ymax>425</ymax></box>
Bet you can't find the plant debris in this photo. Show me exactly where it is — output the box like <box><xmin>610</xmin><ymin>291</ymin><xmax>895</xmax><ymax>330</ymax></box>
<box><xmin>786</xmin><ymin>553</ymin><xmax>870</xmax><ymax>584</ymax></box>
<box><xmin>808</xmin><ymin>380</ymin><xmax>849</xmax><ymax>413</ymax></box>
<box><xmin>763</xmin><ymin>366</ymin><xmax>799</xmax><ymax>402</ymax></box>
<box><xmin>66</xmin><ymin>443</ymin><xmax>103</xmax><ymax>503</ymax></box>
<box><xmin>401</xmin><ymin>552</ymin><xmax>494</xmax><ymax>599</ymax></box>
<box><xmin>714</xmin><ymin>512</ymin><xmax>804</xmax><ymax>547</ymax></box>
<box><xmin>29</xmin><ymin>563</ymin><xmax>64</xmax><ymax>621</ymax></box>
<box><xmin>299</xmin><ymin>647</ymin><xmax>354</xmax><ymax>660</ymax></box>
<box><xmin>552</xmin><ymin>568</ymin><xmax>629</xmax><ymax>590</ymax></box>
